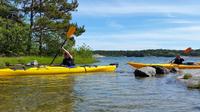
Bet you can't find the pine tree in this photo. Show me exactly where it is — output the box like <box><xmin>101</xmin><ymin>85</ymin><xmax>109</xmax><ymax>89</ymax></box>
<box><xmin>17</xmin><ymin>0</ymin><xmax>85</xmax><ymax>55</ymax></box>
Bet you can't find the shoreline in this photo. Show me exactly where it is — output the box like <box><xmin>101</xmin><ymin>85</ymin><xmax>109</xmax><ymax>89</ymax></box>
<box><xmin>0</xmin><ymin>56</ymin><xmax>97</xmax><ymax>68</ymax></box>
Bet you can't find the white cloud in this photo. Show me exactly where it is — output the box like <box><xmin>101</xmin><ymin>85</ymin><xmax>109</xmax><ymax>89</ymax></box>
<box><xmin>149</xmin><ymin>19</ymin><xmax>200</xmax><ymax>24</ymax></box>
<box><xmin>107</xmin><ymin>21</ymin><xmax>124</xmax><ymax>29</ymax></box>
<box><xmin>76</xmin><ymin>25</ymin><xmax>200</xmax><ymax>50</ymax></box>
<box><xmin>77</xmin><ymin>1</ymin><xmax>200</xmax><ymax>16</ymax></box>
<box><xmin>81</xmin><ymin>25</ymin><xmax>200</xmax><ymax>41</ymax></box>
<box><xmin>77</xmin><ymin>39</ymin><xmax>162</xmax><ymax>50</ymax></box>
<box><xmin>171</xmin><ymin>26</ymin><xmax>200</xmax><ymax>32</ymax></box>
<box><xmin>77</xmin><ymin>38</ymin><xmax>195</xmax><ymax>50</ymax></box>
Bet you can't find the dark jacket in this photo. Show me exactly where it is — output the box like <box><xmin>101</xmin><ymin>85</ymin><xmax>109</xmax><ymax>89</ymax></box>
<box><xmin>61</xmin><ymin>57</ymin><xmax>75</xmax><ymax>67</ymax></box>
<box><xmin>173</xmin><ymin>58</ymin><xmax>184</xmax><ymax>64</ymax></box>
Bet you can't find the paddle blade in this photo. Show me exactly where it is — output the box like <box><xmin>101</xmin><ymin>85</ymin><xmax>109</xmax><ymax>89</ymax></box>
<box><xmin>183</xmin><ymin>47</ymin><xmax>192</xmax><ymax>54</ymax></box>
<box><xmin>66</xmin><ymin>26</ymin><xmax>76</xmax><ymax>38</ymax></box>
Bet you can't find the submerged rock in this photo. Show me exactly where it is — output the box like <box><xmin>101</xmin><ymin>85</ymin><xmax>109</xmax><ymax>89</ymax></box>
<box><xmin>134</xmin><ymin>67</ymin><xmax>156</xmax><ymax>77</ymax></box>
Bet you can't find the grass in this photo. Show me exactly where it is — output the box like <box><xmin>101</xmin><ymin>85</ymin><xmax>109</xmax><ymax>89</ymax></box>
<box><xmin>74</xmin><ymin>55</ymin><xmax>97</xmax><ymax>64</ymax></box>
<box><xmin>0</xmin><ymin>56</ymin><xmax>97</xmax><ymax>68</ymax></box>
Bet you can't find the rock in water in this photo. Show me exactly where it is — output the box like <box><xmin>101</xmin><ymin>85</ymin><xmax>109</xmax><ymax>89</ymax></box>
<box><xmin>134</xmin><ymin>67</ymin><xmax>156</xmax><ymax>77</ymax></box>
<box><xmin>151</xmin><ymin>66</ymin><xmax>170</xmax><ymax>74</ymax></box>
<box><xmin>187</xmin><ymin>75</ymin><xmax>200</xmax><ymax>88</ymax></box>
<box><xmin>170</xmin><ymin>67</ymin><xmax>180</xmax><ymax>73</ymax></box>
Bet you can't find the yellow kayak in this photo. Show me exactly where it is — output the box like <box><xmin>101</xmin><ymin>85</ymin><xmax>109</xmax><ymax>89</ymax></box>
<box><xmin>128</xmin><ymin>62</ymin><xmax>200</xmax><ymax>69</ymax></box>
<box><xmin>0</xmin><ymin>65</ymin><xmax>117</xmax><ymax>76</ymax></box>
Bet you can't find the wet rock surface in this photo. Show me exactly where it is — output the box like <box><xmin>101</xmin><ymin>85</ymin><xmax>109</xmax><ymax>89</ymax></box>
<box><xmin>134</xmin><ymin>66</ymin><xmax>171</xmax><ymax>77</ymax></box>
<box><xmin>134</xmin><ymin>67</ymin><xmax>156</xmax><ymax>77</ymax></box>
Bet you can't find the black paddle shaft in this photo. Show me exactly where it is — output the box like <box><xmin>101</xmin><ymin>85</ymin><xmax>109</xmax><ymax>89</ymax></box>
<box><xmin>50</xmin><ymin>39</ymin><xmax>67</xmax><ymax>65</ymax></box>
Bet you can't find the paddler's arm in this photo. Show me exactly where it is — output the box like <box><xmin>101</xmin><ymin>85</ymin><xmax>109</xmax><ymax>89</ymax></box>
<box><xmin>169</xmin><ymin>58</ymin><xmax>175</xmax><ymax>63</ymax></box>
<box><xmin>62</xmin><ymin>47</ymin><xmax>73</xmax><ymax>59</ymax></box>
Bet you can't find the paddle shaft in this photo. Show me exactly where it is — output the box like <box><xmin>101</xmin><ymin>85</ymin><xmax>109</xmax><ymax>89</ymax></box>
<box><xmin>50</xmin><ymin>39</ymin><xmax>67</xmax><ymax>65</ymax></box>
<box><xmin>50</xmin><ymin>26</ymin><xmax>76</xmax><ymax>65</ymax></box>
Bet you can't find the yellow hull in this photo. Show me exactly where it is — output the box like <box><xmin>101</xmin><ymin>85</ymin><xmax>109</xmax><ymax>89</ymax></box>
<box><xmin>128</xmin><ymin>62</ymin><xmax>200</xmax><ymax>69</ymax></box>
<box><xmin>0</xmin><ymin>65</ymin><xmax>117</xmax><ymax>76</ymax></box>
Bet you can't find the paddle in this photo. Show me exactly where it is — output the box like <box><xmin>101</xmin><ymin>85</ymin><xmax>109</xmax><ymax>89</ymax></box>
<box><xmin>182</xmin><ymin>47</ymin><xmax>200</xmax><ymax>65</ymax></box>
<box><xmin>183</xmin><ymin>47</ymin><xmax>192</xmax><ymax>54</ymax></box>
<box><xmin>50</xmin><ymin>26</ymin><xmax>76</xmax><ymax>65</ymax></box>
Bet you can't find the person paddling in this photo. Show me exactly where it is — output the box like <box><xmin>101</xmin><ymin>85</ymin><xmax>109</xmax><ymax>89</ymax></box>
<box><xmin>61</xmin><ymin>47</ymin><xmax>75</xmax><ymax>67</ymax></box>
<box><xmin>171</xmin><ymin>55</ymin><xmax>184</xmax><ymax>64</ymax></box>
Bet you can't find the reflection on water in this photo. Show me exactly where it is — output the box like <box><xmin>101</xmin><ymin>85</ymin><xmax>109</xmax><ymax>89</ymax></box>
<box><xmin>0</xmin><ymin>75</ymin><xmax>75</xmax><ymax>112</ymax></box>
<box><xmin>74</xmin><ymin>73</ymin><xmax>200</xmax><ymax>112</ymax></box>
<box><xmin>1</xmin><ymin>57</ymin><xmax>200</xmax><ymax>112</ymax></box>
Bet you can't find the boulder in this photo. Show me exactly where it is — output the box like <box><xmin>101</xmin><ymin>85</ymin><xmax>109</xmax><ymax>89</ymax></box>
<box><xmin>134</xmin><ymin>67</ymin><xmax>156</xmax><ymax>77</ymax></box>
<box><xmin>151</xmin><ymin>66</ymin><xmax>170</xmax><ymax>74</ymax></box>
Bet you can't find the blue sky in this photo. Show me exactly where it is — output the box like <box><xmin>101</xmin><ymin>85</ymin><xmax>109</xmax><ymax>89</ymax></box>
<box><xmin>72</xmin><ymin>0</ymin><xmax>200</xmax><ymax>50</ymax></box>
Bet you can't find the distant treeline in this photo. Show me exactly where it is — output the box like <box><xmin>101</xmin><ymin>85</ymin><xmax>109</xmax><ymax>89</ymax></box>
<box><xmin>94</xmin><ymin>49</ymin><xmax>200</xmax><ymax>57</ymax></box>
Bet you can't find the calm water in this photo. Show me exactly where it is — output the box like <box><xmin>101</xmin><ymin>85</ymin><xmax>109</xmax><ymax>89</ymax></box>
<box><xmin>1</xmin><ymin>57</ymin><xmax>200</xmax><ymax>112</ymax></box>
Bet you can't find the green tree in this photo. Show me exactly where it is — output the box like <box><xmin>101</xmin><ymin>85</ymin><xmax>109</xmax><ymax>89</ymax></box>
<box><xmin>17</xmin><ymin>0</ymin><xmax>85</xmax><ymax>55</ymax></box>
<box><xmin>0</xmin><ymin>0</ymin><xmax>29</xmax><ymax>56</ymax></box>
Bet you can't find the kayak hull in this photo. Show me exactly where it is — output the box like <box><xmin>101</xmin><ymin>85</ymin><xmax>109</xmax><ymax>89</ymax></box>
<box><xmin>0</xmin><ymin>65</ymin><xmax>117</xmax><ymax>76</ymax></box>
<box><xmin>128</xmin><ymin>62</ymin><xmax>200</xmax><ymax>69</ymax></box>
